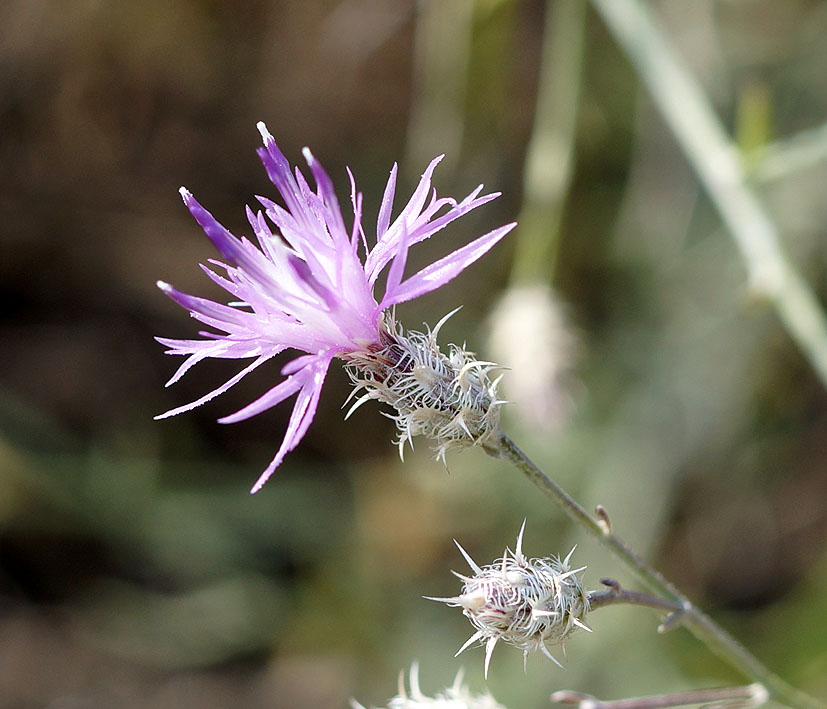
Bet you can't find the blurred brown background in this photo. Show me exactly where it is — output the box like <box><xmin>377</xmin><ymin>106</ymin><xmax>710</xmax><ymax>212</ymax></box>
<box><xmin>1</xmin><ymin>1</ymin><xmax>826</xmax><ymax>707</ymax></box>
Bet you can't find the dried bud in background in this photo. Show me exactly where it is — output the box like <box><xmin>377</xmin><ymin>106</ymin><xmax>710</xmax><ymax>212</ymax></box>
<box><xmin>351</xmin><ymin>662</ymin><xmax>507</xmax><ymax>709</ymax></box>
<box><xmin>487</xmin><ymin>284</ymin><xmax>577</xmax><ymax>432</ymax></box>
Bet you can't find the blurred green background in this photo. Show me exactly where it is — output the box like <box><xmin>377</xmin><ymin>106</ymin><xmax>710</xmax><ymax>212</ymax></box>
<box><xmin>1</xmin><ymin>0</ymin><xmax>826</xmax><ymax>707</ymax></box>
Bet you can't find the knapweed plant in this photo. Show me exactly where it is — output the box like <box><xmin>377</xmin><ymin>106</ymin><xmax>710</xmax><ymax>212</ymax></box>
<box><xmin>156</xmin><ymin>122</ymin><xmax>512</xmax><ymax>493</ymax></box>
<box><xmin>157</xmin><ymin>126</ymin><xmax>823</xmax><ymax>709</ymax></box>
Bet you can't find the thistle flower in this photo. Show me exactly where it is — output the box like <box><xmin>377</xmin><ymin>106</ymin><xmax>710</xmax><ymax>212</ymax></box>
<box><xmin>351</xmin><ymin>662</ymin><xmax>507</xmax><ymax>709</ymax></box>
<box><xmin>428</xmin><ymin>522</ymin><xmax>590</xmax><ymax>677</ymax></box>
<box><xmin>156</xmin><ymin>123</ymin><xmax>515</xmax><ymax>492</ymax></box>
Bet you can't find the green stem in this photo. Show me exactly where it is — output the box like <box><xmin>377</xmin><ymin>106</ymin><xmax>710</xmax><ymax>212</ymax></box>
<box><xmin>495</xmin><ymin>432</ymin><xmax>825</xmax><ymax>709</ymax></box>
<box><xmin>404</xmin><ymin>0</ymin><xmax>474</xmax><ymax>177</ymax></box>
<box><xmin>511</xmin><ymin>0</ymin><xmax>586</xmax><ymax>284</ymax></box>
<box><xmin>749</xmin><ymin>121</ymin><xmax>827</xmax><ymax>182</ymax></box>
<box><xmin>590</xmin><ymin>0</ymin><xmax>827</xmax><ymax>389</ymax></box>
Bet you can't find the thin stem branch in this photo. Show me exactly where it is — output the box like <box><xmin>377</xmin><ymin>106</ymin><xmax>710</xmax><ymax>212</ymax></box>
<box><xmin>590</xmin><ymin>0</ymin><xmax>827</xmax><ymax>388</ymax></box>
<box><xmin>749</xmin><ymin>121</ymin><xmax>827</xmax><ymax>183</ymax></box>
<box><xmin>588</xmin><ymin>579</ymin><xmax>684</xmax><ymax>618</ymax></box>
<box><xmin>495</xmin><ymin>432</ymin><xmax>824</xmax><ymax>709</ymax></box>
<box><xmin>551</xmin><ymin>684</ymin><xmax>768</xmax><ymax>709</ymax></box>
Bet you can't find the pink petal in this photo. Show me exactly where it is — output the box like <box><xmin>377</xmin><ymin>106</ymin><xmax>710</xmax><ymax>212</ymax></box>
<box><xmin>379</xmin><ymin>221</ymin><xmax>410</xmax><ymax>311</ymax></box>
<box><xmin>302</xmin><ymin>147</ymin><xmax>348</xmax><ymax>242</ymax></box>
<box><xmin>217</xmin><ymin>366</ymin><xmax>306</xmax><ymax>425</ymax></box>
<box><xmin>382</xmin><ymin>223</ymin><xmax>516</xmax><ymax>307</ymax></box>
<box><xmin>249</xmin><ymin>356</ymin><xmax>331</xmax><ymax>493</ymax></box>
<box><xmin>256</xmin><ymin>123</ymin><xmax>312</xmax><ymax>230</ymax></box>
<box><xmin>180</xmin><ymin>190</ymin><xmax>278</xmax><ymax>289</ymax></box>
<box><xmin>376</xmin><ymin>162</ymin><xmax>398</xmax><ymax>238</ymax></box>
<box><xmin>394</xmin><ymin>155</ymin><xmax>444</xmax><ymax>231</ymax></box>
<box><xmin>161</xmin><ymin>344</ymin><xmax>225</xmax><ymax>386</ymax></box>
<box><xmin>364</xmin><ymin>156</ymin><xmax>444</xmax><ymax>279</ymax></box>
<box><xmin>157</xmin><ymin>281</ymin><xmax>249</xmax><ymax>328</ymax></box>
<box><xmin>365</xmin><ymin>186</ymin><xmax>501</xmax><ymax>286</ymax></box>
<box><xmin>154</xmin><ymin>354</ymin><xmax>277</xmax><ymax>420</ymax></box>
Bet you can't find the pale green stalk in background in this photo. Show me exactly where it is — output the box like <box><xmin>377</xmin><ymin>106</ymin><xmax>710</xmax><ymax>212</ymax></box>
<box><xmin>405</xmin><ymin>0</ymin><xmax>475</xmax><ymax>177</ymax></box>
<box><xmin>487</xmin><ymin>0</ymin><xmax>585</xmax><ymax>434</ymax></box>
<box><xmin>510</xmin><ymin>0</ymin><xmax>586</xmax><ymax>284</ymax></box>
<box><xmin>590</xmin><ymin>0</ymin><xmax>827</xmax><ymax>388</ymax></box>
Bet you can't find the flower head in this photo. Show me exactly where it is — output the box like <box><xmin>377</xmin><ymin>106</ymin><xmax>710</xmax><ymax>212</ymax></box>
<box><xmin>351</xmin><ymin>662</ymin><xmax>507</xmax><ymax>709</ymax></box>
<box><xmin>156</xmin><ymin>122</ymin><xmax>515</xmax><ymax>492</ymax></box>
<box><xmin>427</xmin><ymin>522</ymin><xmax>590</xmax><ymax>678</ymax></box>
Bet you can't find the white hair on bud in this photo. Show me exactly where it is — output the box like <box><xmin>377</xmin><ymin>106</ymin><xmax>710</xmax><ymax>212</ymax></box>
<box><xmin>428</xmin><ymin>523</ymin><xmax>590</xmax><ymax>677</ymax></box>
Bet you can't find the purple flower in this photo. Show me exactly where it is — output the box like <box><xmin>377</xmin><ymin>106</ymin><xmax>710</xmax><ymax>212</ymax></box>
<box><xmin>157</xmin><ymin>122</ymin><xmax>514</xmax><ymax>492</ymax></box>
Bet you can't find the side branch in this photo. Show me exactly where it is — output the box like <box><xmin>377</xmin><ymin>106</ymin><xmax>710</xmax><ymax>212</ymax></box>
<box><xmin>551</xmin><ymin>684</ymin><xmax>769</xmax><ymax>709</ymax></box>
<box><xmin>588</xmin><ymin>578</ymin><xmax>685</xmax><ymax>627</ymax></box>
<box><xmin>494</xmin><ymin>432</ymin><xmax>824</xmax><ymax>709</ymax></box>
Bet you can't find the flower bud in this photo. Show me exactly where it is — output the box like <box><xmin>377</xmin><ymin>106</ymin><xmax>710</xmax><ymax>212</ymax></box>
<box><xmin>344</xmin><ymin>311</ymin><xmax>505</xmax><ymax>462</ymax></box>
<box><xmin>428</xmin><ymin>522</ymin><xmax>590</xmax><ymax>677</ymax></box>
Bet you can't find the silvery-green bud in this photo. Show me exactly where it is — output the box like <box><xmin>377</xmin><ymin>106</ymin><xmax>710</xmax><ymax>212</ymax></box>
<box><xmin>428</xmin><ymin>522</ymin><xmax>590</xmax><ymax>677</ymax></box>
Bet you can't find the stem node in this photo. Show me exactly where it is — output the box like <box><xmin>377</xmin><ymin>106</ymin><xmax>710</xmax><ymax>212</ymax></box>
<box><xmin>595</xmin><ymin>504</ymin><xmax>613</xmax><ymax>535</ymax></box>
